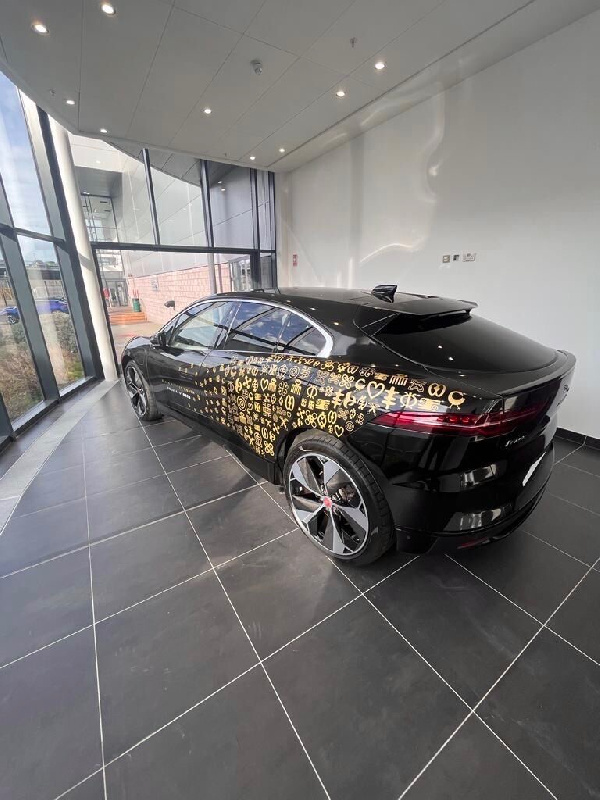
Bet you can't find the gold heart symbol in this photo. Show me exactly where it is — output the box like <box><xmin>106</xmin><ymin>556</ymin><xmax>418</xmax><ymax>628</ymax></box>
<box><xmin>366</xmin><ymin>381</ymin><xmax>385</xmax><ymax>399</ymax></box>
<box><xmin>260</xmin><ymin>378</ymin><xmax>269</xmax><ymax>391</ymax></box>
<box><xmin>334</xmin><ymin>425</ymin><xmax>344</xmax><ymax>437</ymax></box>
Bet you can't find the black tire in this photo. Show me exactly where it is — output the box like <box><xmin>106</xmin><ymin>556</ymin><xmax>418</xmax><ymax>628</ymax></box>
<box><xmin>124</xmin><ymin>362</ymin><xmax>162</xmax><ymax>421</ymax></box>
<box><xmin>283</xmin><ymin>430</ymin><xmax>395</xmax><ymax>565</ymax></box>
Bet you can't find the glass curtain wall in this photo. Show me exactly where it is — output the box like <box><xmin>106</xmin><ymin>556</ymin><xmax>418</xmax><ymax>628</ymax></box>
<box><xmin>0</xmin><ymin>72</ymin><xmax>97</xmax><ymax>440</ymax></box>
<box><xmin>70</xmin><ymin>137</ymin><xmax>277</xmax><ymax>364</ymax></box>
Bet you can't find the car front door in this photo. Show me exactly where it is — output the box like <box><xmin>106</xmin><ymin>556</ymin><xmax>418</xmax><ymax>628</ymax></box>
<box><xmin>149</xmin><ymin>300</ymin><xmax>234</xmax><ymax>418</ymax></box>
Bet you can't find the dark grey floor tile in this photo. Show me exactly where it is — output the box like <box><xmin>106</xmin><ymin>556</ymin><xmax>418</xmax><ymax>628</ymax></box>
<box><xmin>14</xmin><ymin>464</ymin><xmax>85</xmax><ymax>516</ymax></box>
<box><xmin>480</xmin><ymin>629</ymin><xmax>600</xmax><ymax>800</ymax></box>
<box><xmin>39</xmin><ymin>439</ymin><xmax>84</xmax><ymax>474</ymax></box>
<box><xmin>97</xmin><ymin>572</ymin><xmax>256</xmax><ymax>760</ymax></box>
<box><xmin>80</xmin><ymin>407</ymin><xmax>141</xmax><ymax>438</ymax></box>
<box><xmin>0</xmin><ymin>498</ymin><xmax>88</xmax><ymax>574</ymax></box>
<box><xmin>87</xmin><ymin>475</ymin><xmax>181</xmax><ymax>541</ymax></box>
<box><xmin>63</xmin><ymin>772</ymin><xmax>105</xmax><ymax>800</ymax></box>
<box><xmin>370</xmin><ymin>556</ymin><xmax>537</xmax><ymax>704</ymax></box>
<box><xmin>168</xmin><ymin>457</ymin><xmax>255</xmax><ymax>509</ymax></box>
<box><xmin>92</xmin><ymin>513</ymin><xmax>209</xmax><ymax>619</ymax></box>
<box><xmin>563</xmin><ymin>445</ymin><xmax>600</xmax><ymax>477</ymax></box>
<box><xmin>0</xmin><ymin>549</ymin><xmax>91</xmax><ymax>666</ymax></box>
<box><xmin>548</xmin><ymin>463</ymin><xmax>600</xmax><ymax>515</ymax></box>
<box><xmin>0</xmin><ymin>630</ymin><xmax>102</xmax><ymax>800</ymax></box>
<box><xmin>337</xmin><ymin>547</ymin><xmax>418</xmax><ymax>591</ymax></box>
<box><xmin>85</xmin><ymin>447</ymin><xmax>163</xmax><ymax>495</ymax></box>
<box><xmin>157</xmin><ymin>434</ymin><xmax>226</xmax><ymax>472</ymax></box>
<box><xmin>188</xmin><ymin>484</ymin><xmax>292</xmax><ymax>565</ymax></box>
<box><xmin>267</xmin><ymin>598</ymin><xmax>466</xmax><ymax>800</ymax></box>
<box><xmin>521</xmin><ymin>491</ymin><xmax>600</xmax><ymax>564</ymax></box>
<box><xmin>455</xmin><ymin>530</ymin><xmax>587</xmax><ymax>621</ymax></box>
<box><xmin>259</xmin><ymin>480</ymin><xmax>291</xmax><ymax>515</ymax></box>
<box><xmin>404</xmin><ymin>716</ymin><xmax>550</xmax><ymax>799</ymax></box>
<box><xmin>83</xmin><ymin>427</ymin><xmax>150</xmax><ymax>464</ymax></box>
<box><xmin>219</xmin><ymin>530</ymin><xmax>358</xmax><ymax>657</ymax></box>
<box><xmin>549</xmin><ymin>568</ymin><xmax>600</xmax><ymax>664</ymax></box>
<box><xmin>105</xmin><ymin>668</ymin><xmax>323</xmax><ymax>800</ymax></box>
<box><xmin>144</xmin><ymin>418</ymin><xmax>195</xmax><ymax>446</ymax></box>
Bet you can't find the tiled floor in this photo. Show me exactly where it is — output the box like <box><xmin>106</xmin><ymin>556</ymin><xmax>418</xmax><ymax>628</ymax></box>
<box><xmin>1</xmin><ymin>383</ymin><xmax>599</xmax><ymax>800</ymax></box>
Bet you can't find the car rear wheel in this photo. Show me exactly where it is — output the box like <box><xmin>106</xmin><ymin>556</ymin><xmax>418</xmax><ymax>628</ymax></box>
<box><xmin>283</xmin><ymin>431</ymin><xmax>395</xmax><ymax>565</ymax></box>
<box><xmin>125</xmin><ymin>362</ymin><xmax>161</xmax><ymax>421</ymax></box>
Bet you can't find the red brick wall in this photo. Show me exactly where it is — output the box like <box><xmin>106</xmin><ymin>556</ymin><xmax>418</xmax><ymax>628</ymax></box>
<box><xmin>127</xmin><ymin>264</ymin><xmax>232</xmax><ymax>325</ymax></box>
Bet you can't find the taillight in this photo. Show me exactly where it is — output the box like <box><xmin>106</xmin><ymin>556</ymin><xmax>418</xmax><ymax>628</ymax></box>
<box><xmin>373</xmin><ymin>403</ymin><xmax>546</xmax><ymax>437</ymax></box>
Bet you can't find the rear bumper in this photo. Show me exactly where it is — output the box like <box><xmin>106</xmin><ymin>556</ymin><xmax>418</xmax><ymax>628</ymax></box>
<box><xmin>395</xmin><ymin>487</ymin><xmax>544</xmax><ymax>553</ymax></box>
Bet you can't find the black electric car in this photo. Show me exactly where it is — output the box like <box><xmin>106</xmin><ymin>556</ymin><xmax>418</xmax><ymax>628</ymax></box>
<box><xmin>121</xmin><ymin>286</ymin><xmax>575</xmax><ymax>564</ymax></box>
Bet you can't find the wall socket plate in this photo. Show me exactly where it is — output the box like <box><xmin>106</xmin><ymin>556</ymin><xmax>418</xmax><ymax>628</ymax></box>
<box><xmin>463</xmin><ymin>252</ymin><xmax>477</xmax><ymax>261</ymax></box>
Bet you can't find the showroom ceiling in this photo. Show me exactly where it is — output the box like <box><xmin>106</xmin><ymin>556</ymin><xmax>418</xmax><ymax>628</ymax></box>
<box><xmin>0</xmin><ymin>0</ymin><xmax>598</xmax><ymax>171</ymax></box>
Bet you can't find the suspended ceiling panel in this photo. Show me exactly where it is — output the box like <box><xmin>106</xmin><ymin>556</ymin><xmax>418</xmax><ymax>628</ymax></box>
<box><xmin>0</xmin><ymin>0</ymin><xmax>598</xmax><ymax>171</ymax></box>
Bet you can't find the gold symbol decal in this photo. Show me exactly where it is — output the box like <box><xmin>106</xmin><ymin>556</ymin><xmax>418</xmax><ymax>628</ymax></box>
<box><xmin>448</xmin><ymin>390</ymin><xmax>465</xmax><ymax>407</ymax></box>
<box><xmin>428</xmin><ymin>383</ymin><xmax>446</xmax><ymax>398</ymax></box>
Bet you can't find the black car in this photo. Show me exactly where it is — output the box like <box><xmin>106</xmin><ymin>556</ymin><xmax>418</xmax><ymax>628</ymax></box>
<box><xmin>121</xmin><ymin>286</ymin><xmax>575</xmax><ymax>564</ymax></box>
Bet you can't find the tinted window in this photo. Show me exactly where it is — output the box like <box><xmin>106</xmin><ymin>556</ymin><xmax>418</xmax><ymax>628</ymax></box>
<box><xmin>219</xmin><ymin>302</ymin><xmax>288</xmax><ymax>353</ymax></box>
<box><xmin>280</xmin><ymin>312</ymin><xmax>326</xmax><ymax>355</ymax></box>
<box><xmin>375</xmin><ymin>314</ymin><xmax>556</xmax><ymax>372</ymax></box>
<box><xmin>170</xmin><ymin>302</ymin><xmax>231</xmax><ymax>351</ymax></box>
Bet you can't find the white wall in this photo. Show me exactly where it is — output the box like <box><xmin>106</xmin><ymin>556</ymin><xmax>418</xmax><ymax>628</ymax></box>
<box><xmin>277</xmin><ymin>11</ymin><xmax>600</xmax><ymax>437</ymax></box>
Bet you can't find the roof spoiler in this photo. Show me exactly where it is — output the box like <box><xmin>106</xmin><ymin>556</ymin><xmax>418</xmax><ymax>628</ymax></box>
<box><xmin>357</xmin><ymin>296</ymin><xmax>478</xmax><ymax>334</ymax></box>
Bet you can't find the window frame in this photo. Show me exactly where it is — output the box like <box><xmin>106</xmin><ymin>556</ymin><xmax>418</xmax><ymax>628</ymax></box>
<box><xmin>167</xmin><ymin>300</ymin><xmax>234</xmax><ymax>354</ymax></box>
<box><xmin>214</xmin><ymin>298</ymin><xmax>333</xmax><ymax>357</ymax></box>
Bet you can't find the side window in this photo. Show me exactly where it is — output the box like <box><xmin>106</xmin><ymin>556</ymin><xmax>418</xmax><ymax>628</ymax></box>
<box><xmin>218</xmin><ymin>302</ymin><xmax>288</xmax><ymax>353</ymax></box>
<box><xmin>170</xmin><ymin>302</ymin><xmax>232</xmax><ymax>352</ymax></box>
<box><xmin>280</xmin><ymin>312</ymin><xmax>327</xmax><ymax>355</ymax></box>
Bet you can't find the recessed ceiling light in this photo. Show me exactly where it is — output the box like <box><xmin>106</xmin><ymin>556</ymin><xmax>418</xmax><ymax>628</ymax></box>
<box><xmin>99</xmin><ymin>127</ymin><xmax>108</xmax><ymax>134</ymax></box>
<box><xmin>278</xmin><ymin>147</ymin><xmax>286</xmax><ymax>154</ymax></box>
<box><xmin>203</xmin><ymin>107</ymin><xmax>212</xmax><ymax>115</ymax></box>
<box><xmin>32</xmin><ymin>21</ymin><xmax>49</xmax><ymax>34</ymax></box>
<box><xmin>100</xmin><ymin>2</ymin><xmax>116</xmax><ymax>15</ymax></box>
<box><xmin>217</xmin><ymin>180</ymin><xmax>222</xmax><ymax>184</ymax></box>
<box><xmin>335</xmin><ymin>89</ymin><xmax>346</xmax><ymax>98</ymax></box>
<box><xmin>66</xmin><ymin>98</ymin><xmax>76</xmax><ymax>106</ymax></box>
<box><xmin>374</xmin><ymin>60</ymin><xmax>386</xmax><ymax>70</ymax></box>
<box><xmin>220</xmin><ymin>187</ymin><xmax>226</xmax><ymax>192</ymax></box>
<box><xmin>249</xmin><ymin>155</ymin><xmax>256</xmax><ymax>161</ymax></box>
<box><xmin>96</xmin><ymin>160</ymin><xmax>101</xmax><ymax>164</ymax></box>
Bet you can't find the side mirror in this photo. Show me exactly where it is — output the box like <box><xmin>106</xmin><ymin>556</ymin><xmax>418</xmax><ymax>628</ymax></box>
<box><xmin>150</xmin><ymin>331</ymin><xmax>165</xmax><ymax>348</ymax></box>
<box><xmin>164</xmin><ymin>299</ymin><xmax>175</xmax><ymax>309</ymax></box>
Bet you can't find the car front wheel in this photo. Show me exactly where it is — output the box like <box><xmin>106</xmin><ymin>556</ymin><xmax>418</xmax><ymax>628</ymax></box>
<box><xmin>125</xmin><ymin>362</ymin><xmax>161</xmax><ymax>421</ymax></box>
<box><xmin>283</xmin><ymin>431</ymin><xmax>395</xmax><ymax>565</ymax></box>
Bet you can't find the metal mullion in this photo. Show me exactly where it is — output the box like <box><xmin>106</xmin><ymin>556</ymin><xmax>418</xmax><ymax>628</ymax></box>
<box><xmin>90</xmin><ymin>241</ymin><xmax>258</xmax><ymax>255</ymax></box>
<box><xmin>0</xmin><ymin>229</ymin><xmax>59</xmax><ymax>402</ymax></box>
<box><xmin>268</xmin><ymin>171</ymin><xmax>276</xmax><ymax>254</ymax></box>
<box><xmin>142</xmin><ymin>148</ymin><xmax>161</xmax><ymax>246</ymax></box>
<box><xmin>0</xmin><ymin>386</ymin><xmax>14</xmax><ymax>442</ymax></box>
<box><xmin>38</xmin><ymin>108</ymin><xmax>102</xmax><ymax>380</ymax></box>
<box><xmin>200</xmin><ymin>160</ymin><xmax>214</xmax><ymax>249</ymax></box>
<box><xmin>250</xmin><ymin>169</ymin><xmax>260</xmax><ymax>252</ymax></box>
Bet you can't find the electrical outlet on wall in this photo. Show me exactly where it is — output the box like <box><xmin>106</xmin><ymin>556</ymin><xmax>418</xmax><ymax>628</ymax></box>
<box><xmin>463</xmin><ymin>252</ymin><xmax>477</xmax><ymax>262</ymax></box>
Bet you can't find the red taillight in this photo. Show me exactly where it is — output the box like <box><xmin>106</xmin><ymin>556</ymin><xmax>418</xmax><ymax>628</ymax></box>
<box><xmin>373</xmin><ymin>403</ymin><xmax>545</xmax><ymax>437</ymax></box>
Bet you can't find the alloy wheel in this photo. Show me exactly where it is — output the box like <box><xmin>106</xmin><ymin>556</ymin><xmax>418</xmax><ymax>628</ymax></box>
<box><xmin>125</xmin><ymin>364</ymin><xmax>148</xmax><ymax>418</ymax></box>
<box><xmin>287</xmin><ymin>452</ymin><xmax>369</xmax><ymax>556</ymax></box>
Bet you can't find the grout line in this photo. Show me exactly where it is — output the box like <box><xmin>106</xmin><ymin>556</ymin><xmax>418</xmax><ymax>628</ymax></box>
<box><xmin>554</xmin><ymin>441</ymin><xmax>585</xmax><ymax>464</ymax></box>
<box><xmin>0</xmin><ymin>624</ymin><xmax>94</xmax><ymax>671</ymax></box>
<box><xmin>545</xmin><ymin>491</ymin><xmax>600</xmax><ymax>518</ymax></box>
<box><xmin>522</xmin><ymin>531</ymin><xmax>591</xmax><ymax>567</ymax></box>
<box><xmin>471</xmin><ymin>713</ymin><xmax>558</xmax><ymax>799</ymax></box>
<box><xmin>364</xmin><ymin>554</ymin><xmax>421</xmax><ymax>593</ymax></box>
<box><xmin>0</xmin><ymin>544</ymin><xmax>91</xmax><ymax>581</ymax></box>
<box><xmin>82</xmin><ymin>442</ymin><xmax>108</xmax><ymax>800</ymax></box>
<box><xmin>326</xmin><ymin>555</ymin><xmax>565</xmax><ymax>800</ymax></box>
<box><xmin>447</xmin><ymin>555</ymin><xmax>543</xmax><ymax>624</ymax></box>
<box><xmin>546</xmin><ymin>627</ymin><xmax>600</xmax><ymax>670</ymax></box>
<box><xmin>52</xmin><ymin>767</ymin><xmax>104</xmax><ymax>800</ymax></box>
<box><xmin>140</xmin><ymin>424</ymin><xmax>332</xmax><ymax>799</ymax></box>
<box><xmin>394</xmin><ymin>555</ymin><xmax>600</xmax><ymax>799</ymax></box>
<box><xmin>215</xmin><ymin>527</ymin><xmax>297</xmax><ymax>569</ymax></box>
<box><xmin>165</xmin><ymin>453</ymin><xmax>229</xmax><ymax>474</ymax></box>
<box><xmin>555</xmin><ymin>460</ymin><xmax>600</xmax><ymax>479</ymax></box>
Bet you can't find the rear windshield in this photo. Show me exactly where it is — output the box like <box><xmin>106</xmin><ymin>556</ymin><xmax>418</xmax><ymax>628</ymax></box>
<box><xmin>374</xmin><ymin>314</ymin><xmax>556</xmax><ymax>372</ymax></box>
